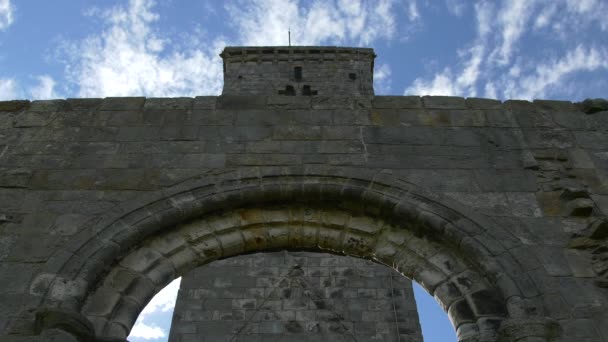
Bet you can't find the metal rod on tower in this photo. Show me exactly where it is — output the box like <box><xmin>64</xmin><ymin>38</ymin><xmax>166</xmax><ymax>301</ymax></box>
<box><xmin>288</xmin><ymin>28</ymin><xmax>291</xmax><ymax>46</ymax></box>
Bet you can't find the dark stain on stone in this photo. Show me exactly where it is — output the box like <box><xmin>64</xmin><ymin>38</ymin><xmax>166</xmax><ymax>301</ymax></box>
<box><xmin>286</xmin><ymin>320</ymin><xmax>303</xmax><ymax>333</ymax></box>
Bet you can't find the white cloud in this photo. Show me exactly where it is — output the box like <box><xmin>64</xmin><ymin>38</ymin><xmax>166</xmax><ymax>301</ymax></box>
<box><xmin>404</xmin><ymin>2</ymin><xmax>490</xmax><ymax>97</ymax></box>
<box><xmin>225</xmin><ymin>0</ymin><xmax>397</xmax><ymax>46</ymax></box>
<box><xmin>0</xmin><ymin>0</ymin><xmax>14</xmax><ymax>30</ymax></box>
<box><xmin>533</xmin><ymin>3</ymin><xmax>557</xmax><ymax>30</ymax></box>
<box><xmin>406</xmin><ymin>0</ymin><xmax>420</xmax><ymax>22</ymax></box>
<box><xmin>141</xmin><ymin>277</ymin><xmax>181</xmax><ymax>315</ymax></box>
<box><xmin>47</xmin><ymin>0</ymin><xmax>406</xmax><ymax>99</ymax></box>
<box><xmin>566</xmin><ymin>0</ymin><xmax>598</xmax><ymax>13</ymax></box>
<box><xmin>59</xmin><ymin>0</ymin><xmax>400</xmax><ymax>98</ymax></box>
<box><xmin>0</xmin><ymin>78</ymin><xmax>18</xmax><ymax>100</ymax></box>
<box><xmin>484</xmin><ymin>82</ymin><xmax>497</xmax><ymax>99</ymax></box>
<box><xmin>474</xmin><ymin>1</ymin><xmax>494</xmax><ymax>38</ymax></box>
<box><xmin>404</xmin><ymin>0</ymin><xmax>608</xmax><ymax>100</ymax></box>
<box><xmin>29</xmin><ymin>75</ymin><xmax>59</xmax><ymax>100</ymax></box>
<box><xmin>489</xmin><ymin>0</ymin><xmax>535</xmax><ymax>66</ymax></box>
<box><xmin>130</xmin><ymin>321</ymin><xmax>166</xmax><ymax>340</ymax></box>
<box><xmin>128</xmin><ymin>277</ymin><xmax>181</xmax><ymax>340</ymax></box>
<box><xmin>405</xmin><ymin>70</ymin><xmax>458</xmax><ymax>96</ymax></box>
<box><xmin>403</xmin><ymin>45</ymin><xmax>484</xmax><ymax>96</ymax></box>
<box><xmin>500</xmin><ymin>46</ymin><xmax>608</xmax><ymax>100</ymax></box>
<box><xmin>61</xmin><ymin>0</ymin><xmax>225</xmax><ymax>97</ymax></box>
<box><xmin>0</xmin><ymin>76</ymin><xmax>59</xmax><ymax>101</ymax></box>
<box><xmin>564</xmin><ymin>0</ymin><xmax>608</xmax><ymax>31</ymax></box>
<box><xmin>374</xmin><ymin>63</ymin><xmax>392</xmax><ymax>94</ymax></box>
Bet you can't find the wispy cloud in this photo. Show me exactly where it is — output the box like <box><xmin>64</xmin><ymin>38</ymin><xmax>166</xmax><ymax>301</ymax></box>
<box><xmin>489</xmin><ymin>0</ymin><xmax>535</xmax><ymax>66</ymax></box>
<box><xmin>405</xmin><ymin>0</ymin><xmax>420</xmax><ymax>22</ymax></box>
<box><xmin>225</xmin><ymin>0</ymin><xmax>397</xmax><ymax>46</ymax></box>
<box><xmin>0</xmin><ymin>76</ymin><xmax>62</xmax><ymax>100</ymax></box>
<box><xmin>404</xmin><ymin>0</ymin><xmax>608</xmax><ymax>100</ymax></box>
<box><xmin>129</xmin><ymin>277</ymin><xmax>181</xmax><ymax>340</ymax></box>
<box><xmin>0</xmin><ymin>0</ymin><xmax>14</xmax><ymax>31</ymax></box>
<box><xmin>60</xmin><ymin>0</ymin><xmax>225</xmax><ymax>97</ymax></box>
<box><xmin>405</xmin><ymin>1</ymin><xmax>490</xmax><ymax>97</ymax></box>
<box><xmin>500</xmin><ymin>46</ymin><xmax>608</xmax><ymax>100</ymax></box>
<box><xmin>29</xmin><ymin>75</ymin><xmax>59</xmax><ymax>100</ymax></box>
<box><xmin>533</xmin><ymin>3</ymin><xmax>557</xmax><ymax>30</ymax></box>
<box><xmin>374</xmin><ymin>63</ymin><xmax>392</xmax><ymax>94</ymax></box>
<box><xmin>54</xmin><ymin>0</ymin><xmax>403</xmax><ymax>98</ymax></box>
<box><xmin>130</xmin><ymin>322</ymin><xmax>166</xmax><ymax>340</ymax></box>
<box><xmin>0</xmin><ymin>78</ymin><xmax>17</xmax><ymax>100</ymax></box>
<box><xmin>0</xmin><ymin>1</ymin><xmax>59</xmax><ymax>100</ymax></box>
<box><xmin>565</xmin><ymin>0</ymin><xmax>608</xmax><ymax>31</ymax></box>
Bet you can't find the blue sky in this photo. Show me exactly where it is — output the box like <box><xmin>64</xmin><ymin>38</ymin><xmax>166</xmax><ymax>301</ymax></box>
<box><xmin>1</xmin><ymin>0</ymin><xmax>607</xmax><ymax>101</ymax></box>
<box><xmin>1</xmin><ymin>0</ymin><xmax>607</xmax><ymax>341</ymax></box>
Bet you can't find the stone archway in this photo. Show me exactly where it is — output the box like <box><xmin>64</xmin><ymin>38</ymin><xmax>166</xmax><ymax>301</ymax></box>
<box><xmin>26</xmin><ymin>167</ymin><xmax>555</xmax><ymax>342</ymax></box>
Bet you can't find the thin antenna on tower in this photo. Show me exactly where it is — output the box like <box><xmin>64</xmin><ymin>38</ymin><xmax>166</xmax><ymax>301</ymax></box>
<box><xmin>288</xmin><ymin>27</ymin><xmax>291</xmax><ymax>46</ymax></box>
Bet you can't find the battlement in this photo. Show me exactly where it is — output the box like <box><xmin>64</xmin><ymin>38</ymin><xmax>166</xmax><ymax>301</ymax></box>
<box><xmin>220</xmin><ymin>46</ymin><xmax>376</xmax><ymax>96</ymax></box>
<box><xmin>220</xmin><ymin>46</ymin><xmax>376</xmax><ymax>62</ymax></box>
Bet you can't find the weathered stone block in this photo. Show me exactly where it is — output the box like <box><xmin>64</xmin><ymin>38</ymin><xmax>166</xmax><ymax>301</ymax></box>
<box><xmin>267</xmin><ymin>96</ymin><xmax>311</xmax><ymax>109</ymax></box>
<box><xmin>192</xmin><ymin>96</ymin><xmax>217</xmax><ymax>110</ymax></box>
<box><xmin>14</xmin><ymin>112</ymin><xmax>52</xmax><ymax>128</ymax></box>
<box><xmin>99</xmin><ymin>97</ymin><xmax>145</xmax><ymax>111</ymax></box>
<box><xmin>422</xmin><ymin>96</ymin><xmax>466</xmax><ymax>109</ymax></box>
<box><xmin>506</xmin><ymin>192</ymin><xmax>543</xmax><ymax>217</ymax></box>
<box><xmin>0</xmin><ymin>168</ymin><xmax>32</xmax><ymax>188</ymax></box>
<box><xmin>217</xmin><ymin>95</ymin><xmax>267</xmax><ymax>109</ymax></box>
<box><xmin>28</xmin><ymin>100</ymin><xmax>66</xmax><ymax>112</ymax></box>
<box><xmin>533</xmin><ymin>99</ymin><xmax>575</xmax><ymax>112</ymax></box>
<box><xmin>65</xmin><ymin>98</ymin><xmax>102</xmax><ymax>111</ymax></box>
<box><xmin>466</xmin><ymin>97</ymin><xmax>502</xmax><ymax>109</ymax></box>
<box><xmin>577</xmin><ymin>98</ymin><xmax>608</xmax><ymax>114</ymax></box>
<box><xmin>144</xmin><ymin>97</ymin><xmax>193</xmax><ymax>110</ymax></box>
<box><xmin>372</xmin><ymin>96</ymin><xmax>422</xmax><ymax>109</ymax></box>
<box><xmin>0</xmin><ymin>100</ymin><xmax>30</xmax><ymax>112</ymax></box>
<box><xmin>273</xmin><ymin>125</ymin><xmax>321</xmax><ymax>140</ymax></box>
<box><xmin>574</xmin><ymin>131</ymin><xmax>608</xmax><ymax>149</ymax></box>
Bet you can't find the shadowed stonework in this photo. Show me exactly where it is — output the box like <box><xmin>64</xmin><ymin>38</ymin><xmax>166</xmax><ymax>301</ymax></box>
<box><xmin>169</xmin><ymin>252</ymin><xmax>422</xmax><ymax>342</ymax></box>
<box><xmin>0</xmin><ymin>46</ymin><xmax>607</xmax><ymax>342</ymax></box>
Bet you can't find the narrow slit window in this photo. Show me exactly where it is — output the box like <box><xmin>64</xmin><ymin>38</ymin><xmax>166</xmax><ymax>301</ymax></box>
<box><xmin>294</xmin><ymin>67</ymin><xmax>302</xmax><ymax>81</ymax></box>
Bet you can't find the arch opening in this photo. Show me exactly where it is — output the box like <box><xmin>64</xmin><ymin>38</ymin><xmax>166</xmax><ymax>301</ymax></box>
<box><xmin>127</xmin><ymin>255</ymin><xmax>459</xmax><ymax>342</ymax></box>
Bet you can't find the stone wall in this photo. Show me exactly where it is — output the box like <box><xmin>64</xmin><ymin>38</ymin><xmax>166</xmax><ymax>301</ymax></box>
<box><xmin>0</xmin><ymin>95</ymin><xmax>607</xmax><ymax>341</ymax></box>
<box><xmin>169</xmin><ymin>251</ymin><xmax>422</xmax><ymax>342</ymax></box>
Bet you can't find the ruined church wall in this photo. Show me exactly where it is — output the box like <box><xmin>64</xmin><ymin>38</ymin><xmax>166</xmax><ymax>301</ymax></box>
<box><xmin>0</xmin><ymin>95</ymin><xmax>606</xmax><ymax>341</ymax></box>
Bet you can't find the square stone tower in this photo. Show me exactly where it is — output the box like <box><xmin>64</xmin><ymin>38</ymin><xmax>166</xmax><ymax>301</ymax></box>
<box><xmin>220</xmin><ymin>46</ymin><xmax>376</xmax><ymax>96</ymax></box>
<box><xmin>168</xmin><ymin>252</ymin><xmax>423</xmax><ymax>342</ymax></box>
